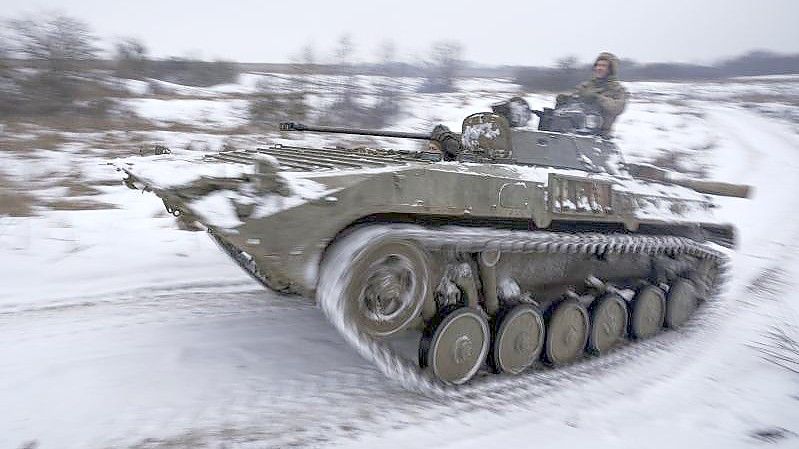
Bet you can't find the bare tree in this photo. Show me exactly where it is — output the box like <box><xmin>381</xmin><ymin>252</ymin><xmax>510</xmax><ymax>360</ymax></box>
<box><xmin>248</xmin><ymin>77</ymin><xmax>308</xmax><ymax>126</ymax></box>
<box><xmin>294</xmin><ymin>42</ymin><xmax>316</xmax><ymax>114</ymax></box>
<box><xmin>318</xmin><ymin>33</ymin><xmax>364</xmax><ymax>125</ymax></box>
<box><xmin>0</xmin><ymin>32</ymin><xmax>11</xmax><ymax>78</ymax></box>
<box><xmin>419</xmin><ymin>40</ymin><xmax>463</xmax><ymax>93</ymax></box>
<box><xmin>334</xmin><ymin>33</ymin><xmax>358</xmax><ymax>110</ymax></box>
<box><xmin>555</xmin><ymin>55</ymin><xmax>582</xmax><ymax>90</ymax></box>
<box><xmin>288</xmin><ymin>41</ymin><xmax>316</xmax><ymax>94</ymax></box>
<box><xmin>9</xmin><ymin>12</ymin><xmax>98</xmax><ymax>74</ymax></box>
<box><xmin>514</xmin><ymin>54</ymin><xmax>585</xmax><ymax>92</ymax></box>
<box><xmin>301</xmin><ymin>43</ymin><xmax>316</xmax><ymax>67</ymax></box>
<box><xmin>377</xmin><ymin>40</ymin><xmax>396</xmax><ymax>68</ymax></box>
<box><xmin>114</xmin><ymin>37</ymin><xmax>149</xmax><ymax>79</ymax></box>
<box><xmin>0</xmin><ymin>32</ymin><xmax>9</xmax><ymax>70</ymax></box>
<box><xmin>0</xmin><ymin>34</ymin><xmax>17</xmax><ymax>117</ymax></box>
<box><xmin>6</xmin><ymin>12</ymin><xmax>100</xmax><ymax>114</ymax></box>
<box><xmin>556</xmin><ymin>55</ymin><xmax>578</xmax><ymax>71</ymax></box>
<box><xmin>249</xmin><ymin>42</ymin><xmax>315</xmax><ymax>127</ymax></box>
<box><xmin>335</xmin><ymin>34</ymin><xmax>355</xmax><ymax>66</ymax></box>
<box><xmin>371</xmin><ymin>39</ymin><xmax>402</xmax><ymax>127</ymax></box>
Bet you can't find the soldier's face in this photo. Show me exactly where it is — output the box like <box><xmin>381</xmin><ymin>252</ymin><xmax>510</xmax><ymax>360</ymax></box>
<box><xmin>594</xmin><ymin>60</ymin><xmax>610</xmax><ymax>78</ymax></box>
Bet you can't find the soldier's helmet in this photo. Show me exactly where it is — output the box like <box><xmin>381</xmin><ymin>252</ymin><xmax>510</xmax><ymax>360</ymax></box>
<box><xmin>594</xmin><ymin>52</ymin><xmax>620</xmax><ymax>78</ymax></box>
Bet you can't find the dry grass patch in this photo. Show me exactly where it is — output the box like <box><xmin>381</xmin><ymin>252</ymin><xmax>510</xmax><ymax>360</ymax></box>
<box><xmin>45</xmin><ymin>198</ymin><xmax>118</xmax><ymax>211</ymax></box>
<box><xmin>0</xmin><ymin>173</ymin><xmax>37</xmax><ymax>217</ymax></box>
<box><xmin>90</xmin><ymin>178</ymin><xmax>124</xmax><ymax>187</ymax></box>
<box><xmin>0</xmin><ymin>189</ymin><xmax>37</xmax><ymax>216</ymax></box>
<box><xmin>64</xmin><ymin>181</ymin><xmax>103</xmax><ymax>197</ymax></box>
<box><xmin>0</xmin><ymin>132</ymin><xmax>66</xmax><ymax>153</ymax></box>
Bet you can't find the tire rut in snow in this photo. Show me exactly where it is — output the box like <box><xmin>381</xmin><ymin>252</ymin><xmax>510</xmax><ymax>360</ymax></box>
<box><xmin>0</xmin><ymin>288</ymin><xmax>314</xmax><ymax>344</ymax></box>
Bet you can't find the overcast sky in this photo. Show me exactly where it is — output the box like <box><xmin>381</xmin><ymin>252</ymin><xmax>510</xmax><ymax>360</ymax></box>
<box><xmin>3</xmin><ymin>0</ymin><xmax>798</xmax><ymax>66</ymax></box>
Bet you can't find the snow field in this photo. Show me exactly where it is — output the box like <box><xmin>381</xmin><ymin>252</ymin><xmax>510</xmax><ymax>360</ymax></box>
<box><xmin>1</xmin><ymin>73</ymin><xmax>798</xmax><ymax>448</ymax></box>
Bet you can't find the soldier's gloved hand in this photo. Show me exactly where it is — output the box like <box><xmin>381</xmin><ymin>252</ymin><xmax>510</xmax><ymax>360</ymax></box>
<box><xmin>580</xmin><ymin>90</ymin><xmax>599</xmax><ymax>102</ymax></box>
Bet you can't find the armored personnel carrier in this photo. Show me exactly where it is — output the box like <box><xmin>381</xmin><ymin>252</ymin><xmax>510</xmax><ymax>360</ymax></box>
<box><xmin>115</xmin><ymin>97</ymin><xmax>749</xmax><ymax>392</ymax></box>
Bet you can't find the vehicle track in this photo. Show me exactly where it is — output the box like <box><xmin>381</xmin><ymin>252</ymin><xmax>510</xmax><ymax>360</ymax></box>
<box><xmin>316</xmin><ymin>225</ymin><xmax>728</xmax><ymax>396</ymax></box>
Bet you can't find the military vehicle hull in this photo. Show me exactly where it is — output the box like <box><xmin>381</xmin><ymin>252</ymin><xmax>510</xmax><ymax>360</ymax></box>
<box><xmin>116</xmin><ymin>137</ymin><xmax>733</xmax><ymax>392</ymax></box>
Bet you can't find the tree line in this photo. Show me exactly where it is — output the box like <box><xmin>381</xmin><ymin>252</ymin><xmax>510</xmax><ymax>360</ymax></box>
<box><xmin>0</xmin><ymin>12</ymin><xmax>244</xmax><ymax>119</ymax></box>
<box><xmin>1</xmin><ymin>11</ymin><xmax>797</xmax><ymax>125</ymax></box>
<box><xmin>514</xmin><ymin>51</ymin><xmax>799</xmax><ymax>92</ymax></box>
<box><xmin>0</xmin><ymin>11</ymin><xmax>465</xmax><ymax>127</ymax></box>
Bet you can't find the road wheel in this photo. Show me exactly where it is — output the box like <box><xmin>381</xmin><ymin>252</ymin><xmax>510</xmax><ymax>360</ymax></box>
<box><xmin>629</xmin><ymin>285</ymin><xmax>666</xmax><ymax>339</ymax></box>
<box><xmin>665</xmin><ymin>278</ymin><xmax>698</xmax><ymax>329</ymax></box>
<box><xmin>588</xmin><ymin>293</ymin><xmax>628</xmax><ymax>354</ymax></box>
<box><xmin>544</xmin><ymin>299</ymin><xmax>589</xmax><ymax>366</ymax></box>
<box><xmin>490</xmin><ymin>304</ymin><xmax>545</xmax><ymax>375</ymax></box>
<box><xmin>420</xmin><ymin>307</ymin><xmax>490</xmax><ymax>384</ymax></box>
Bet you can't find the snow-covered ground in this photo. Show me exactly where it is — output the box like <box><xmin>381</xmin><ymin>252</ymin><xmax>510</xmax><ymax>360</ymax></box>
<box><xmin>1</xmin><ymin>74</ymin><xmax>799</xmax><ymax>449</ymax></box>
<box><xmin>123</xmin><ymin>98</ymin><xmax>250</xmax><ymax>128</ymax></box>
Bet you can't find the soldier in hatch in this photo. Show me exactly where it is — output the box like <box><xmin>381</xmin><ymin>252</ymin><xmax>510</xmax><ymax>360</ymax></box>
<box><xmin>556</xmin><ymin>52</ymin><xmax>628</xmax><ymax>136</ymax></box>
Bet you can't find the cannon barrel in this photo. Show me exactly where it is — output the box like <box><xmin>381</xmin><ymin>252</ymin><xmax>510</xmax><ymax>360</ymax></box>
<box><xmin>627</xmin><ymin>163</ymin><xmax>752</xmax><ymax>198</ymax></box>
<box><xmin>279</xmin><ymin>122</ymin><xmax>432</xmax><ymax>140</ymax></box>
<box><xmin>280</xmin><ymin>121</ymin><xmax>462</xmax><ymax>161</ymax></box>
<box><xmin>670</xmin><ymin>179</ymin><xmax>752</xmax><ymax>198</ymax></box>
